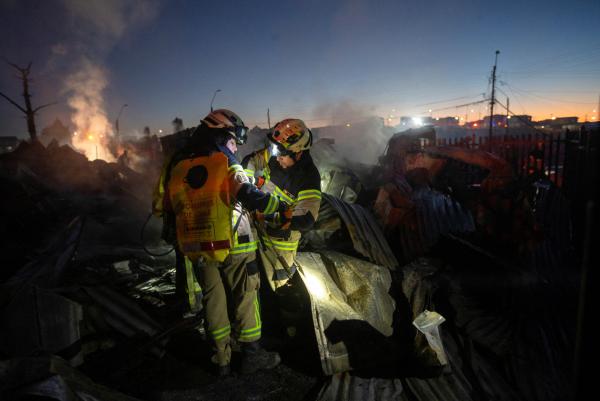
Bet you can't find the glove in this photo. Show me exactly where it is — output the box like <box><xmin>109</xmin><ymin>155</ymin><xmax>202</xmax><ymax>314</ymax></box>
<box><xmin>258</xmin><ymin>209</ymin><xmax>293</xmax><ymax>230</ymax></box>
<box><xmin>279</xmin><ymin>207</ymin><xmax>293</xmax><ymax>230</ymax></box>
<box><xmin>256</xmin><ymin>176</ymin><xmax>266</xmax><ymax>189</ymax></box>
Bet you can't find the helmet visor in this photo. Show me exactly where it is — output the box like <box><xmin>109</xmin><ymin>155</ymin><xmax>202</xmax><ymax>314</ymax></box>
<box><xmin>233</xmin><ymin>125</ymin><xmax>248</xmax><ymax>145</ymax></box>
<box><xmin>272</xmin><ymin>142</ymin><xmax>295</xmax><ymax>157</ymax></box>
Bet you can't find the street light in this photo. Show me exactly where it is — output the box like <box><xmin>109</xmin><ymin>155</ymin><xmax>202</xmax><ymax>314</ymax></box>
<box><xmin>210</xmin><ymin>89</ymin><xmax>221</xmax><ymax>111</ymax></box>
<box><xmin>115</xmin><ymin>103</ymin><xmax>128</xmax><ymax>138</ymax></box>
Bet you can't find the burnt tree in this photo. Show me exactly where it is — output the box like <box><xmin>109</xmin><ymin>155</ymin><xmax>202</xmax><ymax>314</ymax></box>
<box><xmin>0</xmin><ymin>61</ymin><xmax>56</xmax><ymax>141</ymax></box>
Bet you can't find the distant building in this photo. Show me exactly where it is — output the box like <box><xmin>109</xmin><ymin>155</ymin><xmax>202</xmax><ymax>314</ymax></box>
<box><xmin>0</xmin><ymin>136</ymin><xmax>20</xmax><ymax>153</ymax></box>
<box><xmin>482</xmin><ymin>114</ymin><xmax>510</xmax><ymax>128</ymax></box>
<box><xmin>465</xmin><ymin>120</ymin><xmax>484</xmax><ymax>128</ymax></box>
<box><xmin>535</xmin><ymin>117</ymin><xmax>578</xmax><ymax>128</ymax></box>
<box><xmin>507</xmin><ymin>115</ymin><xmax>533</xmax><ymax>128</ymax></box>
<box><xmin>433</xmin><ymin>117</ymin><xmax>460</xmax><ymax>127</ymax></box>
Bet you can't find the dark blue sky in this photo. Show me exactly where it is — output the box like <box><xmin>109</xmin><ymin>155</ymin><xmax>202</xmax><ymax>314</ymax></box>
<box><xmin>1</xmin><ymin>0</ymin><xmax>599</xmax><ymax>138</ymax></box>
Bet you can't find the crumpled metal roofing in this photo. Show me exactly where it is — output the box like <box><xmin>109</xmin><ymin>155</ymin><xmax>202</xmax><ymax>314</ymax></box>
<box><xmin>322</xmin><ymin>193</ymin><xmax>399</xmax><ymax>270</ymax></box>
<box><xmin>397</xmin><ymin>188</ymin><xmax>475</xmax><ymax>262</ymax></box>
<box><xmin>315</xmin><ymin>253</ymin><xmax>571</xmax><ymax>401</ymax></box>
<box><xmin>295</xmin><ymin>251</ymin><xmax>396</xmax><ymax>375</ymax></box>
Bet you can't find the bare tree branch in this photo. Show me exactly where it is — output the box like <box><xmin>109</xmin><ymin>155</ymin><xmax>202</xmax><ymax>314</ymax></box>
<box><xmin>0</xmin><ymin>90</ymin><xmax>26</xmax><ymax>113</ymax></box>
<box><xmin>3</xmin><ymin>59</ymin><xmax>43</xmax><ymax>140</ymax></box>
<box><xmin>33</xmin><ymin>101</ymin><xmax>58</xmax><ymax>113</ymax></box>
<box><xmin>5</xmin><ymin>59</ymin><xmax>23</xmax><ymax>72</ymax></box>
<box><xmin>4</xmin><ymin>60</ymin><xmax>32</xmax><ymax>80</ymax></box>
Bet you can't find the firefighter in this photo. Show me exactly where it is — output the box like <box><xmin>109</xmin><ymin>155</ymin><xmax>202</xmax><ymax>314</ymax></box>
<box><xmin>243</xmin><ymin>118</ymin><xmax>321</xmax><ymax>290</ymax></box>
<box><xmin>152</xmin><ymin>109</ymin><xmax>284</xmax><ymax>376</ymax></box>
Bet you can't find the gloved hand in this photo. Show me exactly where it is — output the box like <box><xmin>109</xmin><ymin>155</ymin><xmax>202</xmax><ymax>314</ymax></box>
<box><xmin>256</xmin><ymin>207</ymin><xmax>293</xmax><ymax>230</ymax></box>
<box><xmin>279</xmin><ymin>207</ymin><xmax>293</xmax><ymax>230</ymax></box>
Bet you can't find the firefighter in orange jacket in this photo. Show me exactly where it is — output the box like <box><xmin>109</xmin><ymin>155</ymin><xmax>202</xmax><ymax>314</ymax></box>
<box><xmin>153</xmin><ymin>109</ymin><xmax>284</xmax><ymax>375</ymax></box>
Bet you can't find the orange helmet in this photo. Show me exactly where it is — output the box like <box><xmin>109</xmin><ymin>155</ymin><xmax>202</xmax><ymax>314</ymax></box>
<box><xmin>268</xmin><ymin>118</ymin><xmax>312</xmax><ymax>153</ymax></box>
<box><xmin>201</xmin><ymin>109</ymin><xmax>248</xmax><ymax>144</ymax></box>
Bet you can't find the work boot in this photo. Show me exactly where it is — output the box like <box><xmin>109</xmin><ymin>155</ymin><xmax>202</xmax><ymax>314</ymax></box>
<box><xmin>218</xmin><ymin>364</ymin><xmax>232</xmax><ymax>377</ymax></box>
<box><xmin>240</xmin><ymin>341</ymin><xmax>281</xmax><ymax>374</ymax></box>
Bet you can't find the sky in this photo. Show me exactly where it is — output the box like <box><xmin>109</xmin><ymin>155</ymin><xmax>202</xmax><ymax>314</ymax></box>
<box><xmin>1</xmin><ymin>0</ymin><xmax>599</xmax><ymax>139</ymax></box>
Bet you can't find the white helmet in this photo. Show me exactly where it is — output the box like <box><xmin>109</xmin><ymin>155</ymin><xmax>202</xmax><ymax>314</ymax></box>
<box><xmin>201</xmin><ymin>109</ymin><xmax>248</xmax><ymax>145</ymax></box>
<box><xmin>268</xmin><ymin>118</ymin><xmax>312</xmax><ymax>153</ymax></box>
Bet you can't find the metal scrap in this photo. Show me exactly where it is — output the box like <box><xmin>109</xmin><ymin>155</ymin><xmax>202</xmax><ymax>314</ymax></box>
<box><xmin>321</xmin><ymin>193</ymin><xmax>399</xmax><ymax>270</ymax></box>
<box><xmin>295</xmin><ymin>251</ymin><xmax>395</xmax><ymax>375</ymax></box>
<box><xmin>0</xmin><ymin>356</ymin><xmax>142</xmax><ymax>401</ymax></box>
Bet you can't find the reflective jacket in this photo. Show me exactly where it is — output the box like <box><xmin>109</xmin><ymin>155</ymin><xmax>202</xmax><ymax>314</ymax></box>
<box><xmin>243</xmin><ymin>147</ymin><xmax>321</xmax><ymax>261</ymax></box>
<box><xmin>153</xmin><ymin>136</ymin><xmax>282</xmax><ymax>258</ymax></box>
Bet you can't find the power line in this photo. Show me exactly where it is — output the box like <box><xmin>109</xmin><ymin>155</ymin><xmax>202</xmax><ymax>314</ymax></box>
<box><xmin>413</xmin><ymin>93</ymin><xmax>485</xmax><ymax>107</ymax></box>
<box><xmin>422</xmin><ymin>98</ymin><xmax>489</xmax><ymax>114</ymax></box>
<box><xmin>502</xmin><ymin>83</ymin><xmax>598</xmax><ymax>105</ymax></box>
<box><xmin>505</xmin><ymin>84</ymin><xmax>582</xmax><ymax>116</ymax></box>
<box><xmin>502</xmin><ymin>45</ymin><xmax>600</xmax><ymax>73</ymax></box>
<box><xmin>501</xmin><ymin>82</ymin><xmax>529</xmax><ymax>116</ymax></box>
<box><xmin>494</xmin><ymin>100</ymin><xmax>552</xmax><ymax>138</ymax></box>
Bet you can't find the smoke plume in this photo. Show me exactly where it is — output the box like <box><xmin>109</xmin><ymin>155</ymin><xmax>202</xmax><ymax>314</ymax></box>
<box><xmin>64</xmin><ymin>59</ymin><xmax>114</xmax><ymax>161</ymax></box>
<box><xmin>59</xmin><ymin>0</ymin><xmax>160</xmax><ymax>161</ymax></box>
<box><xmin>310</xmin><ymin>100</ymin><xmax>392</xmax><ymax>166</ymax></box>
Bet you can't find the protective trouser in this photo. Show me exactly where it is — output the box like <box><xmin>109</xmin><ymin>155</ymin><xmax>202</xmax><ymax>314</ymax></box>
<box><xmin>196</xmin><ymin>252</ymin><xmax>262</xmax><ymax>367</ymax></box>
<box><xmin>175</xmin><ymin>249</ymin><xmax>203</xmax><ymax>314</ymax></box>
<box><xmin>258</xmin><ymin>230</ymin><xmax>300</xmax><ymax>291</ymax></box>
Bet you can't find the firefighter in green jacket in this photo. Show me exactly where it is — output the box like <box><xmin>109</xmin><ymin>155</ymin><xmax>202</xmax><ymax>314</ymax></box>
<box><xmin>243</xmin><ymin>118</ymin><xmax>321</xmax><ymax>290</ymax></box>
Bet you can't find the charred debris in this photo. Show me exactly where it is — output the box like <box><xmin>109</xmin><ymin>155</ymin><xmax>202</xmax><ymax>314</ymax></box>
<box><xmin>1</xmin><ymin>124</ymin><xmax>596</xmax><ymax>401</ymax></box>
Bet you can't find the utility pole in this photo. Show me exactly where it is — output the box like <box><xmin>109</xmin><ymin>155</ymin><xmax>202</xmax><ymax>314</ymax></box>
<box><xmin>488</xmin><ymin>50</ymin><xmax>500</xmax><ymax>151</ymax></box>
<box><xmin>506</xmin><ymin>97</ymin><xmax>510</xmax><ymax>135</ymax></box>
<box><xmin>210</xmin><ymin>89</ymin><xmax>221</xmax><ymax>112</ymax></box>
<box><xmin>267</xmin><ymin>108</ymin><xmax>271</xmax><ymax>129</ymax></box>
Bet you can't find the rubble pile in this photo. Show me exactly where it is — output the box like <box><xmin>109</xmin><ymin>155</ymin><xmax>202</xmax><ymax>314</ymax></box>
<box><xmin>0</xmin><ymin>139</ymin><xmax>320</xmax><ymax>401</ymax></box>
<box><xmin>303</xmin><ymin>132</ymin><xmax>575</xmax><ymax>400</ymax></box>
<box><xmin>0</xmin><ymin>139</ymin><xmax>160</xmax><ymax>277</ymax></box>
<box><xmin>0</xmin><ymin>131</ymin><xmax>579</xmax><ymax>401</ymax></box>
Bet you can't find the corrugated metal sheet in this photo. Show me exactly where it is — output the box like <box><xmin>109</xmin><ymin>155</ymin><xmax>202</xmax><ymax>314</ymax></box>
<box><xmin>4</xmin><ymin>216</ymin><xmax>82</xmax><ymax>290</ymax></box>
<box><xmin>0</xmin><ymin>356</ymin><xmax>142</xmax><ymax>401</ymax></box>
<box><xmin>317</xmin><ymin>374</ymin><xmax>404</xmax><ymax>401</ymax></box>
<box><xmin>83</xmin><ymin>285</ymin><xmax>166</xmax><ymax>357</ymax></box>
<box><xmin>397</xmin><ymin>188</ymin><xmax>475</xmax><ymax>263</ymax></box>
<box><xmin>295</xmin><ymin>251</ymin><xmax>395</xmax><ymax>375</ymax></box>
<box><xmin>322</xmin><ymin>193</ymin><xmax>399</xmax><ymax>270</ymax></box>
<box><xmin>0</xmin><ymin>286</ymin><xmax>83</xmax><ymax>363</ymax></box>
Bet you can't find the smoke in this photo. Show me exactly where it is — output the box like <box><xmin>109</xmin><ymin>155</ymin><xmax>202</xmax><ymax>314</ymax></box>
<box><xmin>61</xmin><ymin>0</ymin><xmax>160</xmax><ymax>47</ymax></box>
<box><xmin>59</xmin><ymin>0</ymin><xmax>161</xmax><ymax>161</ymax></box>
<box><xmin>64</xmin><ymin>59</ymin><xmax>114</xmax><ymax>161</ymax></box>
<box><xmin>311</xmin><ymin>100</ymin><xmax>376</xmax><ymax>126</ymax></box>
<box><xmin>310</xmin><ymin>100</ymin><xmax>392</xmax><ymax>166</ymax></box>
